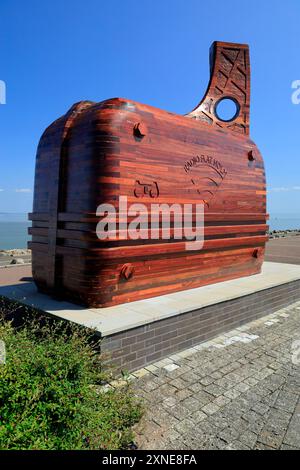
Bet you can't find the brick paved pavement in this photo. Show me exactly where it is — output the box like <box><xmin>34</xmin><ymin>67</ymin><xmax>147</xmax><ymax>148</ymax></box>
<box><xmin>129</xmin><ymin>302</ymin><xmax>300</xmax><ymax>450</ymax></box>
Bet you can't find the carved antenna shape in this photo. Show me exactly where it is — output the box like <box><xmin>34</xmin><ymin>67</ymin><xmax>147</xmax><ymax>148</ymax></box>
<box><xmin>187</xmin><ymin>41</ymin><xmax>250</xmax><ymax>136</ymax></box>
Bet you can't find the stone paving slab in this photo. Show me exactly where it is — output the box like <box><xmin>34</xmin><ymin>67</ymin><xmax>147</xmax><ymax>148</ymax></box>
<box><xmin>126</xmin><ymin>302</ymin><xmax>300</xmax><ymax>450</ymax></box>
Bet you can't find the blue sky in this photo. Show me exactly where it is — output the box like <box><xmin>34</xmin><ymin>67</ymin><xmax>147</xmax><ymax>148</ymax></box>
<box><xmin>0</xmin><ymin>0</ymin><xmax>299</xmax><ymax>214</ymax></box>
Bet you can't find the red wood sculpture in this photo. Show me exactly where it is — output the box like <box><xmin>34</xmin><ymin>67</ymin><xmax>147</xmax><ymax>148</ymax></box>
<box><xmin>29</xmin><ymin>42</ymin><xmax>268</xmax><ymax>307</ymax></box>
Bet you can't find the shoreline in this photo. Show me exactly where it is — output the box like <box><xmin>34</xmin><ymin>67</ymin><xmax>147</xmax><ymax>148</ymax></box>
<box><xmin>0</xmin><ymin>248</ymin><xmax>32</xmax><ymax>268</ymax></box>
<box><xmin>268</xmin><ymin>229</ymin><xmax>300</xmax><ymax>239</ymax></box>
<box><xmin>0</xmin><ymin>229</ymin><xmax>299</xmax><ymax>267</ymax></box>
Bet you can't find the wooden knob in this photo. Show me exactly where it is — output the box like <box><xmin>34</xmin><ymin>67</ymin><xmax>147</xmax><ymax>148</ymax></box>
<box><xmin>133</xmin><ymin>122</ymin><xmax>146</xmax><ymax>138</ymax></box>
<box><xmin>252</xmin><ymin>248</ymin><xmax>262</xmax><ymax>258</ymax></box>
<box><xmin>120</xmin><ymin>263</ymin><xmax>135</xmax><ymax>280</ymax></box>
<box><xmin>248</xmin><ymin>150</ymin><xmax>256</xmax><ymax>161</ymax></box>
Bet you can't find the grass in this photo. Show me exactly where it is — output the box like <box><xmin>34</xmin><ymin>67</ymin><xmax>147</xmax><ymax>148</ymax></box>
<box><xmin>0</xmin><ymin>303</ymin><xmax>142</xmax><ymax>450</ymax></box>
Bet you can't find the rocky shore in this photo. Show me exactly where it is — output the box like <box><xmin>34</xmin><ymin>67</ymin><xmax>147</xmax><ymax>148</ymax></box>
<box><xmin>0</xmin><ymin>249</ymin><xmax>31</xmax><ymax>267</ymax></box>
<box><xmin>268</xmin><ymin>229</ymin><xmax>300</xmax><ymax>239</ymax></box>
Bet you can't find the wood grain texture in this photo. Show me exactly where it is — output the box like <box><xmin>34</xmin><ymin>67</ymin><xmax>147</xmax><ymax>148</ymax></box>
<box><xmin>29</xmin><ymin>41</ymin><xmax>268</xmax><ymax>307</ymax></box>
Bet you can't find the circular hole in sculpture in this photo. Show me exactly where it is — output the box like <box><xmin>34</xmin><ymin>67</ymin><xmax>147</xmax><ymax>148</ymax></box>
<box><xmin>215</xmin><ymin>97</ymin><xmax>240</xmax><ymax>122</ymax></box>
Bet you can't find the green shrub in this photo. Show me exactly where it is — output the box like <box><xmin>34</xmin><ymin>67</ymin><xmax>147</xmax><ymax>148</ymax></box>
<box><xmin>0</xmin><ymin>315</ymin><xmax>142</xmax><ymax>450</ymax></box>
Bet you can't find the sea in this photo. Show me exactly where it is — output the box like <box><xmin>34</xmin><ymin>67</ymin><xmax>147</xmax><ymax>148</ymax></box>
<box><xmin>0</xmin><ymin>213</ymin><xmax>31</xmax><ymax>250</ymax></box>
<box><xmin>0</xmin><ymin>213</ymin><xmax>299</xmax><ymax>251</ymax></box>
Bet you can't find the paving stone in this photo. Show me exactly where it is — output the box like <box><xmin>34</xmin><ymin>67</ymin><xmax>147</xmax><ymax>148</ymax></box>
<box><xmin>205</xmin><ymin>383</ymin><xmax>227</xmax><ymax>397</ymax></box>
<box><xmin>173</xmin><ymin>388</ymin><xmax>193</xmax><ymax>401</ymax></box>
<box><xmin>226</xmin><ymin>441</ymin><xmax>251</xmax><ymax>450</ymax></box>
<box><xmin>179</xmin><ymin>371</ymin><xmax>202</xmax><ymax>385</ymax></box>
<box><xmin>224</xmin><ymin>389</ymin><xmax>241</xmax><ymax>400</ymax></box>
<box><xmin>231</xmin><ymin>417</ymin><xmax>250</xmax><ymax>433</ymax></box>
<box><xmin>191</xmin><ymin>410</ymin><xmax>207</xmax><ymax>424</ymax></box>
<box><xmin>281</xmin><ymin>443</ymin><xmax>300</xmax><ymax>450</ymax></box>
<box><xmin>218</xmin><ymin>425</ymin><xmax>240</xmax><ymax>444</ymax></box>
<box><xmin>196</xmin><ymin>420</ymin><xmax>218</xmax><ymax>438</ymax></box>
<box><xmin>192</xmin><ymin>390</ymin><xmax>213</xmax><ymax>407</ymax></box>
<box><xmin>258</xmin><ymin>430</ymin><xmax>286</xmax><ymax>449</ymax></box>
<box><xmin>235</xmin><ymin>382</ymin><xmax>251</xmax><ymax>393</ymax></box>
<box><xmin>201</xmin><ymin>402</ymin><xmax>220</xmax><ymax>416</ymax></box>
<box><xmin>265</xmin><ymin>408</ymin><xmax>291</xmax><ymax>432</ymax></box>
<box><xmin>163</xmin><ymin>363</ymin><xmax>180</xmax><ymax>372</ymax></box>
<box><xmin>251</xmin><ymin>402</ymin><xmax>270</xmax><ymax>416</ymax></box>
<box><xmin>214</xmin><ymin>377</ymin><xmax>235</xmax><ymax>390</ymax></box>
<box><xmin>165</xmin><ymin>428</ymin><xmax>181</xmax><ymax>442</ymax></box>
<box><xmin>174</xmin><ymin>418</ymin><xmax>195</xmax><ymax>435</ymax></box>
<box><xmin>182</xmin><ymin>396</ymin><xmax>201</xmax><ymax>413</ymax></box>
<box><xmin>188</xmin><ymin>382</ymin><xmax>203</xmax><ymax>393</ymax></box>
<box><xmin>199</xmin><ymin>376</ymin><xmax>215</xmax><ymax>386</ymax></box>
<box><xmin>133</xmin><ymin>368</ymin><xmax>149</xmax><ymax>379</ymax></box>
<box><xmin>244</xmin><ymin>377</ymin><xmax>259</xmax><ymax>386</ymax></box>
<box><xmin>274</xmin><ymin>390</ymin><xmax>298</xmax><ymax>414</ymax></box>
<box><xmin>170</xmin><ymin>404</ymin><xmax>193</xmax><ymax>420</ymax></box>
<box><xmin>238</xmin><ymin>430</ymin><xmax>258</xmax><ymax>448</ymax></box>
<box><xmin>208</xmin><ymin>414</ymin><xmax>230</xmax><ymax>431</ymax></box>
<box><xmin>213</xmin><ymin>395</ymin><xmax>231</xmax><ymax>408</ymax></box>
<box><xmin>282</xmin><ymin>400</ymin><xmax>300</xmax><ymax>448</ymax></box>
<box><xmin>169</xmin><ymin>377</ymin><xmax>188</xmax><ymax>390</ymax></box>
<box><xmin>162</xmin><ymin>396</ymin><xmax>177</xmax><ymax>408</ymax></box>
<box><xmin>254</xmin><ymin>442</ymin><xmax>276</xmax><ymax>450</ymax></box>
<box><xmin>158</xmin><ymin>383</ymin><xmax>178</xmax><ymax>397</ymax></box>
<box><xmin>140</xmin><ymin>379</ymin><xmax>161</xmax><ymax>392</ymax></box>
<box><xmin>205</xmin><ymin>437</ymin><xmax>228</xmax><ymax>450</ymax></box>
<box><xmin>210</xmin><ymin>371</ymin><xmax>224</xmax><ymax>380</ymax></box>
<box><xmin>245</xmin><ymin>417</ymin><xmax>265</xmax><ymax>435</ymax></box>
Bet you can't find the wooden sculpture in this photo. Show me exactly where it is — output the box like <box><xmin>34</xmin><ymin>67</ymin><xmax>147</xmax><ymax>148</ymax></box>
<box><xmin>29</xmin><ymin>41</ymin><xmax>268</xmax><ymax>307</ymax></box>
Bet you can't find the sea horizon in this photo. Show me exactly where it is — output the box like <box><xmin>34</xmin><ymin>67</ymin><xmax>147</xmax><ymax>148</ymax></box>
<box><xmin>0</xmin><ymin>212</ymin><xmax>299</xmax><ymax>251</ymax></box>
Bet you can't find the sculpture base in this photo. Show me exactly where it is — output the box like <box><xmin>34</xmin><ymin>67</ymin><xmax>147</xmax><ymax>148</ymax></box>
<box><xmin>1</xmin><ymin>262</ymin><xmax>300</xmax><ymax>372</ymax></box>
